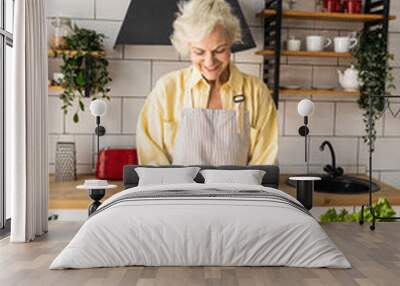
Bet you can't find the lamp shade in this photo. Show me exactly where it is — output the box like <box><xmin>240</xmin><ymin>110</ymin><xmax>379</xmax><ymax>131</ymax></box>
<box><xmin>90</xmin><ymin>99</ymin><xmax>107</xmax><ymax>117</ymax></box>
<box><xmin>297</xmin><ymin>99</ymin><xmax>315</xmax><ymax>117</ymax></box>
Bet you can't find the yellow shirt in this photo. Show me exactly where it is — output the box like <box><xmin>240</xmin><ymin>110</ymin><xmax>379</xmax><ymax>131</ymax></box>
<box><xmin>137</xmin><ymin>63</ymin><xmax>278</xmax><ymax>165</ymax></box>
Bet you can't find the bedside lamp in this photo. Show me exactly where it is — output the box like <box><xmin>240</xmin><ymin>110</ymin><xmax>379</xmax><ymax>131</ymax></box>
<box><xmin>289</xmin><ymin>99</ymin><xmax>319</xmax><ymax>210</ymax></box>
<box><xmin>90</xmin><ymin>99</ymin><xmax>107</xmax><ymax>159</ymax></box>
<box><xmin>297</xmin><ymin>99</ymin><xmax>314</xmax><ymax>166</ymax></box>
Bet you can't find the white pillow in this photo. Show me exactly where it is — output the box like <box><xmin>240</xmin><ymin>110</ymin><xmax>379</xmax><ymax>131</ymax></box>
<box><xmin>135</xmin><ymin>167</ymin><xmax>200</xmax><ymax>186</ymax></box>
<box><xmin>200</xmin><ymin>169</ymin><xmax>266</xmax><ymax>185</ymax></box>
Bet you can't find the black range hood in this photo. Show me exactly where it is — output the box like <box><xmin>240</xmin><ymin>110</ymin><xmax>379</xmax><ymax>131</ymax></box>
<box><xmin>115</xmin><ymin>0</ymin><xmax>256</xmax><ymax>53</ymax></box>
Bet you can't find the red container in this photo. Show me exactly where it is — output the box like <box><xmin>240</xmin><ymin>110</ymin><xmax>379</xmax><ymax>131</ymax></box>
<box><xmin>96</xmin><ymin>148</ymin><xmax>138</xmax><ymax>180</ymax></box>
<box><xmin>326</xmin><ymin>0</ymin><xmax>341</xmax><ymax>12</ymax></box>
<box><xmin>346</xmin><ymin>0</ymin><xmax>362</xmax><ymax>13</ymax></box>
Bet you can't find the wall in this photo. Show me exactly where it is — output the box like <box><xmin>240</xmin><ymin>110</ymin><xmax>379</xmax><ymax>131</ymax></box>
<box><xmin>47</xmin><ymin>0</ymin><xmax>400</xmax><ymax>187</ymax></box>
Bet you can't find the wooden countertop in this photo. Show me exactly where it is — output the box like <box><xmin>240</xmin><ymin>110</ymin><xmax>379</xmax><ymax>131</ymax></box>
<box><xmin>280</xmin><ymin>174</ymin><xmax>400</xmax><ymax>206</ymax></box>
<box><xmin>48</xmin><ymin>174</ymin><xmax>400</xmax><ymax>209</ymax></box>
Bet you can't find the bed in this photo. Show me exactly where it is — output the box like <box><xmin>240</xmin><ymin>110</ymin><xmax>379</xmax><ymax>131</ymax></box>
<box><xmin>50</xmin><ymin>165</ymin><xmax>351</xmax><ymax>269</ymax></box>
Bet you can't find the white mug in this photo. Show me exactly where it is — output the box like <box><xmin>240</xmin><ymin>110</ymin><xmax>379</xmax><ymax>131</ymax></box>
<box><xmin>334</xmin><ymin>36</ymin><xmax>358</xmax><ymax>53</ymax></box>
<box><xmin>306</xmin><ymin>36</ymin><xmax>332</xmax><ymax>52</ymax></box>
<box><xmin>287</xmin><ymin>38</ymin><xmax>301</xmax><ymax>51</ymax></box>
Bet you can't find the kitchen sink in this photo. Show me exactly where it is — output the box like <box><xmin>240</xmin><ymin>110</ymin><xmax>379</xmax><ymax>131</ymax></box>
<box><xmin>287</xmin><ymin>175</ymin><xmax>380</xmax><ymax>194</ymax></box>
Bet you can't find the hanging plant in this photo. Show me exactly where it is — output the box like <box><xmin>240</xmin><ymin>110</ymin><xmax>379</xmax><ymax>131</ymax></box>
<box><xmin>353</xmin><ymin>28</ymin><xmax>395</xmax><ymax>151</ymax></box>
<box><xmin>59</xmin><ymin>25</ymin><xmax>112</xmax><ymax>123</ymax></box>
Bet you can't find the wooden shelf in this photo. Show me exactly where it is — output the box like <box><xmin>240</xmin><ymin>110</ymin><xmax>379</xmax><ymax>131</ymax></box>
<box><xmin>48</xmin><ymin>49</ymin><xmax>106</xmax><ymax>57</ymax></box>
<box><xmin>256</xmin><ymin>49</ymin><xmax>352</xmax><ymax>58</ymax></box>
<box><xmin>280</xmin><ymin>88</ymin><xmax>360</xmax><ymax>97</ymax></box>
<box><xmin>257</xmin><ymin>9</ymin><xmax>396</xmax><ymax>22</ymax></box>
<box><xmin>48</xmin><ymin>85</ymin><xmax>64</xmax><ymax>93</ymax></box>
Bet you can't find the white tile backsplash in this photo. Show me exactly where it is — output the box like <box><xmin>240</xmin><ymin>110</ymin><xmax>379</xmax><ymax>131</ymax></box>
<box><xmin>384</xmin><ymin>104</ymin><xmax>400</xmax><ymax>136</ymax></box>
<box><xmin>125</xmin><ymin>45</ymin><xmax>180</xmax><ymax>61</ymax></box>
<box><xmin>284</xmin><ymin>101</ymin><xmax>303</xmax><ymax>136</ymax></box>
<box><xmin>64</xmin><ymin>99</ymin><xmax>95</xmax><ymax>134</ymax></box>
<box><xmin>76</xmin><ymin>165</ymin><xmax>94</xmax><ymax>174</ymax></box>
<box><xmin>47</xmin><ymin>0</ymin><xmax>95</xmax><ymax>19</ymax></box>
<box><xmin>95</xmin><ymin>0</ymin><xmax>131</xmax><ymax>21</ymax></box>
<box><xmin>278</xmin><ymin>100</ymin><xmax>285</xmax><ymax>135</ymax></box>
<box><xmin>312</xmin><ymin>67</ymin><xmax>341</xmax><ymax>90</ymax></box>
<box><xmin>392</xmin><ymin>68</ymin><xmax>400</xmax><ymax>96</ymax></box>
<box><xmin>309</xmin><ymin>102</ymin><xmax>335</xmax><ymax>137</ymax></box>
<box><xmin>389</xmin><ymin>0</ymin><xmax>400</xmax><ymax>32</ymax></box>
<box><xmin>389</xmin><ymin>33</ymin><xmax>400</xmax><ymax>67</ymax></box>
<box><xmin>109</xmin><ymin>60</ymin><xmax>152</xmax><ymax>97</ymax></box>
<box><xmin>280</xmin><ymin>65</ymin><xmax>313</xmax><ymax>88</ymax></box>
<box><xmin>278</xmin><ymin>136</ymin><xmax>308</xmax><ymax>166</ymax></box>
<box><xmin>98</xmin><ymin>134</ymin><xmax>136</xmax><ymax>150</ymax></box>
<box><xmin>314</xmin><ymin>19</ymin><xmax>362</xmax><ymax>31</ymax></box>
<box><xmin>335</xmin><ymin>102</ymin><xmax>383</xmax><ymax>136</ymax></box>
<box><xmin>381</xmin><ymin>172</ymin><xmax>400</xmax><ymax>189</ymax></box>
<box><xmin>359</xmin><ymin>138</ymin><xmax>400</xmax><ymax>170</ymax></box>
<box><xmin>152</xmin><ymin>61</ymin><xmax>190</xmax><ymax>86</ymax></box>
<box><xmin>48</xmin><ymin>97</ymin><xmax>64</xmax><ymax>134</ymax></box>
<box><xmin>122</xmin><ymin>98</ymin><xmax>146</xmax><ymax>134</ymax></box>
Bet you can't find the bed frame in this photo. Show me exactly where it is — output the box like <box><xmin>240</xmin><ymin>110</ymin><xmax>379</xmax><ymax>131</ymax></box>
<box><xmin>123</xmin><ymin>165</ymin><xmax>280</xmax><ymax>189</ymax></box>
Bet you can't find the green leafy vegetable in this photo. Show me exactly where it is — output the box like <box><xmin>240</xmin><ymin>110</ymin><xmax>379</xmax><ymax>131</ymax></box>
<box><xmin>320</xmin><ymin>197</ymin><xmax>396</xmax><ymax>222</ymax></box>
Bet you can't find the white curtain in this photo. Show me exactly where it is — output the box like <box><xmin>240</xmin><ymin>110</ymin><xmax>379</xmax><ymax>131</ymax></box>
<box><xmin>9</xmin><ymin>0</ymin><xmax>48</xmax><ymax>242</ymax></box>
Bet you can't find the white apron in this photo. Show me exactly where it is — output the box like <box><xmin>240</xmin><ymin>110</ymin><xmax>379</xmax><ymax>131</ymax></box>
<box><xmin>172</xmin><ymin>88</ymin><xmax>250</xmax><ymax>165</ymax></box>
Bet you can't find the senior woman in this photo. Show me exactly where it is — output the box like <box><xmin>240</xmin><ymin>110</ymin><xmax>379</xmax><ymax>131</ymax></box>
<box><xmin>137</xmin><ymin>0</ymin><xmax>278</xmax><ymax>165</ymax></box>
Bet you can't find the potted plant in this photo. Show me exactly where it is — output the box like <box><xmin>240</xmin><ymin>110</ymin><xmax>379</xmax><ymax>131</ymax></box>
<box><xmin>58</xmin><ymin>25</ymin><xmax>112</xmax><ymax>123</ymax></box>
<box><xmin>353</xmin><ymin>28</ymin><xmax>395</xmax><ymax>150</ymax></box>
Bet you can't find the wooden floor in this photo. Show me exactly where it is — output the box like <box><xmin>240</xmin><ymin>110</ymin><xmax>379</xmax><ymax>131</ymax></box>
<box><xmin>1</xmin><ymin>222</ymin><xmax>400</xmax><ymax>286</ymax></box>
<box><xmin>49</xmin><ymin>174</ymin><xmax>400</xmax><ymax>209</ymax></box>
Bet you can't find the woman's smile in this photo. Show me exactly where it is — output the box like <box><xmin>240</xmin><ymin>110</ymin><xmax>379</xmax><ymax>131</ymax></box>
<box><xmin>203</xmin><ymin>64</ymin><xmax>221</xmax><ymax>74</ymax></box>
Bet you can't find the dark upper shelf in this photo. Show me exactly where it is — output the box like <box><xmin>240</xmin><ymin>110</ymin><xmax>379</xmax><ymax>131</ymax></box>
<box><xmin>257</xmin><ymin>9</ymin><xmax>396</xmax><ymax>22</ymax></box>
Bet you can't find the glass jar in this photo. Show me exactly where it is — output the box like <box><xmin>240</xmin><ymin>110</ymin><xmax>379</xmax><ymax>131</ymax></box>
<box><xmin>50</xmin><ymin>17</ymin><xmax>72</xmax><ymax>50</ymax></box>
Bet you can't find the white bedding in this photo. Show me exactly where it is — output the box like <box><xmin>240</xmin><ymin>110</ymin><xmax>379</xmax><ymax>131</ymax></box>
<box><xmin>50</xmin><ymin>183</ymin><xmax>351</xmax><ymax>269</ymax></box>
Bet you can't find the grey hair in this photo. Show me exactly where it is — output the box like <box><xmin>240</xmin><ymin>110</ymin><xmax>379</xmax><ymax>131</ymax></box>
<box><xmin>170</xmin><ymin>0</ymin><xmax>242</xmax><ymax>57</ymax></box>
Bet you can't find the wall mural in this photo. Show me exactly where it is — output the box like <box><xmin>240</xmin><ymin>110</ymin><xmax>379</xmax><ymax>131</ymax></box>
<box><xmin>133</xmin><ymin>0</ymin><xmax>278</xmax><ymax>166</ymax></box>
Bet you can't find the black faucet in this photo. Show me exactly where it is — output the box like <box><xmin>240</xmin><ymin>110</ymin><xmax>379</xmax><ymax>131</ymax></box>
<box><xmin>319</xmin><ymin>140</ymin><xmax>344</xmax><ymax>178</ymax></box>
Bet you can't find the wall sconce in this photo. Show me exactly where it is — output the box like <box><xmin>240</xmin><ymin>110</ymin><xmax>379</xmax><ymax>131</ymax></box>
<box><xmin>297</xmin><ymin>99</ymin><xmax>314</xmax><ymax>169</ymax></box>
<box><xmin>90</xmin><ymin>99</ymin><xmax>107</xmax><ymax>158</ymax></box>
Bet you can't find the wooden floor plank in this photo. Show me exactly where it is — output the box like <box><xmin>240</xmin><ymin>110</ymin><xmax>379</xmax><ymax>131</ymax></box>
<box><xmin>0</xmin><ymin>222</ymin><xmax>400</xmax><ymax>285</ymax></box>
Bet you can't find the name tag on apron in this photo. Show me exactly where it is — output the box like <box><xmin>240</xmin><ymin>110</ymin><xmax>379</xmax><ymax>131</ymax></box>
<box><xmin>233</xmin><ymin>95</ymin><xmax>245</xmax><ymax>134</ymax></box>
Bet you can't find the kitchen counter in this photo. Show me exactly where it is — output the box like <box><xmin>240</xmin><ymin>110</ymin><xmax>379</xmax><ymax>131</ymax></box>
<box><xmin>49</xmin><ymin>174</ymin><xmax>400</xmax><ymax>209</ymax></box>
<box><xmin>280</xmin><ymin>174</ymin><xmax>400</xmax><ymax>206</ymax></box>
